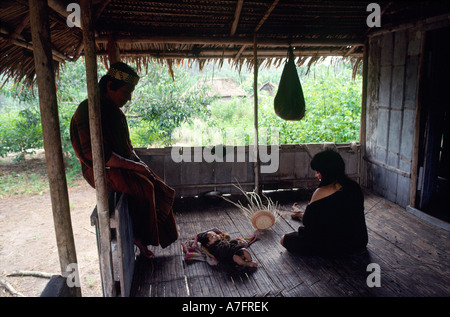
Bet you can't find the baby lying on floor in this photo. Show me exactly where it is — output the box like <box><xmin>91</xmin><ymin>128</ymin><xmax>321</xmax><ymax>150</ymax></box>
<box><xmin>198</xmin><ymin>231</ymin><xmax>258</xmax><ymax>268</ymax></box>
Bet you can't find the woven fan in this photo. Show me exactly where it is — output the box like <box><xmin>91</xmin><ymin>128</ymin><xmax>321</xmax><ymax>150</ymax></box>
<box><xmin>221</xmin><ymin>184</ymin><xmax>279</xmax><ymax>230</ymax></box>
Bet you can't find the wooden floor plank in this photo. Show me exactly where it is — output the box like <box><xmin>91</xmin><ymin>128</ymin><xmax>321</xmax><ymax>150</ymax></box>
<box><xmin>275</xmin><ymin>198</ymin><xmax>372</xmax><ymax>297</ymax></box>
<box><xmin>365</xmin><ymin>228</ymin><xmax>448</xmax><ymax>296</ymax></box>
<box><xmin>366</xmin><ymin>202</ymin><xmax>449</xmax><ymax>270</ymax></box>
<box><xmin>129</xmin><ymin>190</ymin><xmax>450</xmax><ymax>297</ymax></box>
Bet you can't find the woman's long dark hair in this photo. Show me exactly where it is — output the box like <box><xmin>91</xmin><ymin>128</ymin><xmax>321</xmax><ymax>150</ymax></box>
<box><xmin>310</xmin><ymin>149</ymin><xmax>348</xmax><ymax>187</ymax></box>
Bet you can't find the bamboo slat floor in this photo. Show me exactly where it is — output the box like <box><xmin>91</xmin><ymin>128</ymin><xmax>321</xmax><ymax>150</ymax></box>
<box><xmin>130</xmin><ymin>189</ymin><xmax>450</xmax><ymax>297</ymax></box>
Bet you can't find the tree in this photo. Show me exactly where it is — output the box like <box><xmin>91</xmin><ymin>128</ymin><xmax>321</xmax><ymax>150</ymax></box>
<box><xmin>127</xmin><ymin>61</ymin><xmax>214</xmax><ymax>146</ymax></box>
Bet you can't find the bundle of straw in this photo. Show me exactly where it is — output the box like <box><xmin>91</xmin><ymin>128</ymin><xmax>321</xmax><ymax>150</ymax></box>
<box><xmin>221</xmin><ymin>184</ymin><xmax>279</xmax><ymax>230</ymax></box>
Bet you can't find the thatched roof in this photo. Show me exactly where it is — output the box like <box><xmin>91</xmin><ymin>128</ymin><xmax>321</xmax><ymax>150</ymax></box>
<box><xmin>194</xmin><ymin>77</ymin><xmax>247</xmax><ymax>99</ymax></box>
<box><xmin>1</xmin><ymin>0</ymin><xmax>450</xmax><ymax>86</ymax></box>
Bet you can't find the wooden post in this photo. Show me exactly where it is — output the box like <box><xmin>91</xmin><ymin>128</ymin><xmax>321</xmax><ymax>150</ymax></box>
<box><xmin>409</xmin><ymin>32</ymin><xmax>427</xmax><ymax>207</ymax></box>
<box><xmin>28</xmin><ymin>0</ymin><xmax>81</xmax><ymax>296</ymax></box>
<box><xmin>107</xmin><ymin>37</ymin><xmax>121</xmax><ymax>65</ymax></box>
<box><xmin>80</xmin><ymin>0</ymin><xmax>115</xmax><ymax>297</ymax></box>
<box><xmin>253</xmin><ymin>34</ymin><xmax>260</xmax><ymax>194</ymax></box>
<box><xmin>360</xmin><ymin>41</ymin><xmax>369</xmax><ymax>186</ymax></box>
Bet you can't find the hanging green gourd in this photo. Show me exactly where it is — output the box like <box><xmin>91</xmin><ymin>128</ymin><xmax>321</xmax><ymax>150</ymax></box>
<box><xmin>274</xmin><ymin>46</ymin><xmax>305</xmax><ymax>121</ymax></box>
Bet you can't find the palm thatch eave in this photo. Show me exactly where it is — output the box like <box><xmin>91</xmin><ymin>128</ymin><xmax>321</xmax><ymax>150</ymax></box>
<box><xmin>1</xmin><ymin>0</ymin><xmax>449</xmax><ymax>87</ymax></box>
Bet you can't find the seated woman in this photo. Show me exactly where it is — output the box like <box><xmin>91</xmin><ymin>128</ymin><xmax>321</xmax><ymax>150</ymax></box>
<box><xmin>280</xmin><ymin>149</ymin><xmax>368</xmax><ymax>256</ymax></box>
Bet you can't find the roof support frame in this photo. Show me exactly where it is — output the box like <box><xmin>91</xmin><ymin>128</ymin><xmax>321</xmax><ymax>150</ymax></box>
<box><xmin>0</xmin><ymin>26</ymin><xmax>71</xmax><ymax>62</ymax></box>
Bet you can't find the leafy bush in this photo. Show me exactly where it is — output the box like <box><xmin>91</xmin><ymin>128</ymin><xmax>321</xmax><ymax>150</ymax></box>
<box><xmin>1</xmin><ymin>58</ymin><xmax>362</xmax><ymax>159</ymax></box>
<box><xmin>127</xmin><ymin>61</ymin><xmax>214</xmax><ymax>147</ymax></box>
<box><xmin>259</xmin><ymin>65</ymin><xmax>362</xmax><ymax>144</ymax></box>
<box><xmin>174</xmin><ymin>61</ymin><xmax>362</xmax><ymax>146</ymax></box>
<box><xmin>0</xmin><ymin>91</ymin><xmax>43</xmax><ymax>159</ymax></box>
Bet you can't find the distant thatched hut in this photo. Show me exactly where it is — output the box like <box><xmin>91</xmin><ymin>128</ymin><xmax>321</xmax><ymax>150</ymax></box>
<box><xmin>191</xmin><ymin>77</ymin><xmax>247</xmax><ymax>100</ymax></box>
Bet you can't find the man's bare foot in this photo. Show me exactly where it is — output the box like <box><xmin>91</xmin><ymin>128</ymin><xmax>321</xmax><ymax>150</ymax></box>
<box><xmin>134</xmin><ymin>238</ymin><xmax>154</xmax><ymax>259</ymax></box>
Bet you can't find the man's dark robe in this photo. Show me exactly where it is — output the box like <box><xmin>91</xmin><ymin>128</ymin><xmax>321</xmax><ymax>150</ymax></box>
<box><xmin>70</xmin><ymin>99</ymin><xmax>178</xmax><ymax>247</ymax></box>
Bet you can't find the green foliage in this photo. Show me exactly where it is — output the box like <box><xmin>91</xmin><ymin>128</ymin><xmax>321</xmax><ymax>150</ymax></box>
<box><xmin>210</xmin><ymin>97</ymin><xmax>253</xmax><ymax>127</ymax></box>
<box><xmin>0</xmin><ymin>88</ymin><xmax>42</xmax><ymax>159</ymax></box>
<box><xmin>0</xmin><ymin>57</ymin><xmax>361</xmax><ymax>162</ymax></box>
<box><xmin>175</xmin><ymin>61</ymin><xmax>362</xmax><ymax>146</ymax></box>
<box><xmin>0</xmin><ymin>57</ymin><xmax>362</xmax><ymax>198</ymax></box>
<box><xmin>55</xmin><ymin>60</ymin><xmax>88</xmax><ymax>177</ymax></box>
<box><xmin>127</xmin><ymin>61</ymin><xmax>214</xmax><ymax>147</ymax></box>
<box><xmin>259</xmin><ymin>64</ymin><xmax>362</xmax><ymax>144</ymax></box>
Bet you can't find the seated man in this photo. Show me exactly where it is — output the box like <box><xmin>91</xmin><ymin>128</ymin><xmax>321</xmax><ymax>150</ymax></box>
<box><xmin>70</xmin><ymin>62</ymin><xmax>178</xmax><ymax>258</ymax></box>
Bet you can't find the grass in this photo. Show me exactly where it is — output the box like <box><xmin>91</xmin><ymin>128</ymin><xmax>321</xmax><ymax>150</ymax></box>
<box><xmin>0</xmin><ymin>172</ymin><xmax>49</xmax><ymax>197</ymax></box>
<box><xmin>0</xmin><ymin>155</ymin><xmax>83</xmax><ymax>198</ymax></box>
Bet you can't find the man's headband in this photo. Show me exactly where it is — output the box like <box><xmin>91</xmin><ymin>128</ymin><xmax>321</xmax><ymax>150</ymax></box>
<box><xmin>107</xmin><ymin>67</ymin><xmax>139</xmax><ymax>86</ymax></box>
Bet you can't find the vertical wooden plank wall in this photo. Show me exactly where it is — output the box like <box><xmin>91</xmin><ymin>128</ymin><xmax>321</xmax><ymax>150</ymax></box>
<box><xmin>364</xmin><ymin>27</ymin><xmax>422</xmax><ymax>207</ymax></box>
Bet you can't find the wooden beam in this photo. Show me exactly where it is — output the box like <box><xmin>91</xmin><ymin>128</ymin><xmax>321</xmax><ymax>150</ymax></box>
<box><xmin>7</xmin><ymin>13</ymin><xmax>29</xmax><ymax>44</ymax></box>
<box><xmin>28</xmin><ymin>0</ymin><xmax>81</xmax><ymax>297</ymax></box>
<box><xmin>253</xmin><ymin>0</ymin><xmax>278</xmax><ymax>194</ymax></box>
<box><xmin>365</xmin><ymin>1</ymin><xmax>393</xmax><ymax>35</ymax></box>
<box><xmin>363</xmin><ymin>156</ymin><xmax>411</xmax><ymax>179</ymax></box>
<box><xmin>230</xmin><ymin>0</ymin><xmax>244</xmax><ymax>36</ymax></box>
<box><xmin>72</xmin><ymin>41</ymin><xmax>84</xmax><ymax>61</ymax></box>
<box><xmin>253</xmin><ymin>34</ymin><xmax>260</xmax><ymax>194</ymax></box>
<box><xmin>94</xmin><ymin>0</ymin><xmax>112</xmax><ymax>21</ymax></box>
<box><xmin>95</xmin><ymin>35</ymin><xmax>364</xmax><ymax>47</ymax></box>
<box><xmin>48</xmin><ymin>0</ymin><xmax>82</xmax><ymax>28</ymax></box>
<box><xmin>80</xmin><ymin>0</ymin><xmax>115</xmax><ymax>297</ymax></box>
<box><xmin>72</xmin><ymin>0</ymin><xmax>110</xmax><ymax>61</ymax></box>
<box><xmin>359</xmin><ymin>41</ymin><xmax>368</xmax><ymax>187</ymax></box>
<box><xmin>409</xmin><ymin>31</ymin><xmax>427</xmax><ymax>207</ymax></box>
<box><xmin>107</xmin><ymin>37</ymin><xmax>121</xmax><ymax>65</ymax></box>
<box><xmin>233</xmin><ymin>45</ymin><xmax>247</xmax><ymax>62</ymax></box>
<box><xmin>343</xmin><ymin>45</ymin><xmax>357</xmax><ymax>57</ymax></box>
<box><xmin>93</xmin><ymin>48</ymin><xmax>362</xmax><ymax>60</ymax></box>
<box><xmin>254</xmin><ymin>0</ymin><xmax>279</xmax><ymax>33</ymax></box>
<box><xmin>0</xmin><ymin>28</ymin><xmax>70</xmax><ymax>62</ymax></box>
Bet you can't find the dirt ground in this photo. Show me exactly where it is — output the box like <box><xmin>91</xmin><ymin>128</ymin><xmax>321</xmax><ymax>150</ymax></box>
<box><xmin>0</xmin><ymin>155</ymin><xmax>102</xmax><ymax>297</ymax></box>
